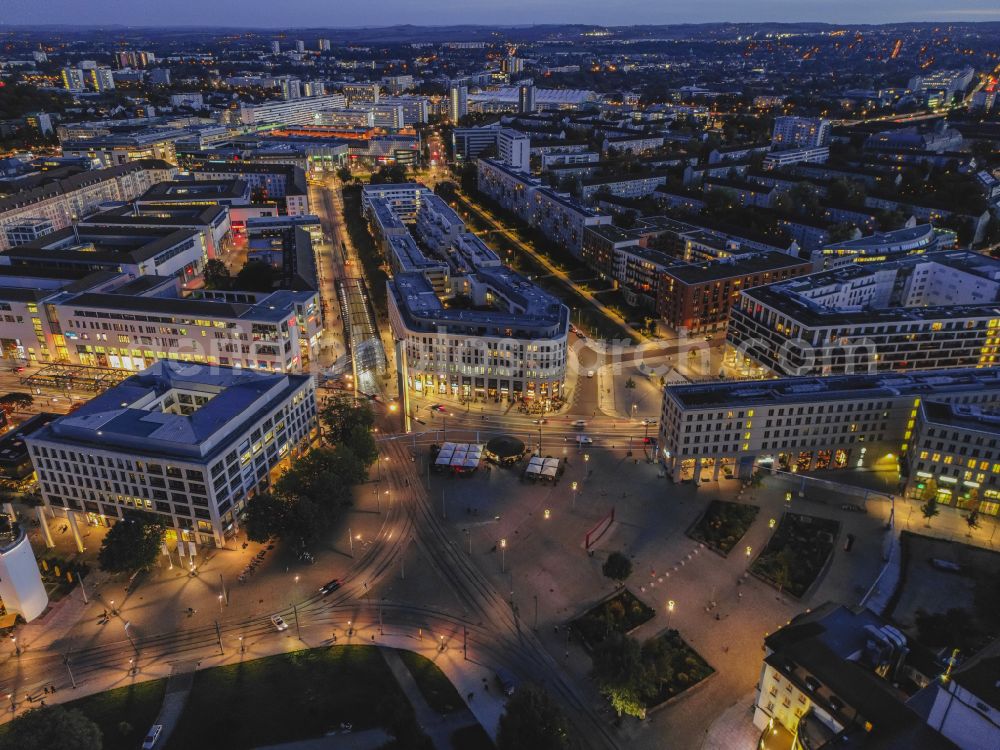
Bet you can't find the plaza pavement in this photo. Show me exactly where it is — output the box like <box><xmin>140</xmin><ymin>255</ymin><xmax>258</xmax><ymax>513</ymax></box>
<box><xmin>429</xmin><ymin>443</ymin><xmax>896</xmax><ymax>750</ymax></box>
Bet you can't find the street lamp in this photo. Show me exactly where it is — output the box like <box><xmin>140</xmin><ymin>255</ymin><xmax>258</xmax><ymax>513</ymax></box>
<box><xmin>10</xmin><ymin>636</ymin><xmax>19</xmax><ymax>657</ymax></box>
<box><xmin>239</xmin><ymin>635</ymin><xmax>245</xmax><ymax>653</ymax></box>
<box><xmin>667</xmin><ymin>600</ymin><xmax>675</xmax><ymax>629</ymax></box>
<box><xmin>769</xmin><ymin>518</ymin><xmax>776</xmax><ymax>529</ymax></box>
<box><xmin>218</xmin><ymin>594</ymin><xmax>224</xmax><ymax>613</ymax></box>
<box><xmin>746</xmin><ymin>545</ymin><xmax>753</xmax><ymax>560</ymax></box>
<box><xmin>500</xmin><ymin>537</ymin><xmax>507</xmax><ymax>572</ymax></box>
<box><xmin>571</xmin><ymin>481</ymin><xmax>578</xmax><ymax>510</ymax></box>
<box><xmin>543</xmin><ymin>508</ymin><xmax>551</xmax><ymax>519</ymax></box>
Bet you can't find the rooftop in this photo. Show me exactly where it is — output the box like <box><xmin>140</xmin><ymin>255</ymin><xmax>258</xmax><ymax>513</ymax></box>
<box><xmin>666</xmin><ymin>367</ymin><xmax>1000</xmax><ymax>410</ymax></box>
<box><xmin>29</xmin><ymin>362</ymin><xmax>312</xmax><ymax>460</ymax></box>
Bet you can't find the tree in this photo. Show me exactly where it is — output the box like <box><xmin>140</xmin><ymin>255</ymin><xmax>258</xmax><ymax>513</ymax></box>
<box><xmin>0</xmin><ymin>392</ymin><xmax>33</xmax><ymax>417</ymax></box>
<box><xmin>591</xmin><ymin>634</ymin><xmax>653</xmax><ymax>719</ymax></box>
<box><xmin>336</xmin><ymin>166</ymin><xmax>353</xmax><ymax>183</ymax></box>
<box><xmin>243</xmin><ymin>492</ymin><xmax>289</xmax><ymax>543</ymax></box>
<box><xmin>97</xmin><ymin>515</ymin><xmax>164</xmax><ymax>574</ymax></box>
<box><xmin>320</xmin><ymin>393</ymin><xmax>376</xmax><ymax>446</ymax></box>
<box><xmin>0</xmin><ymin>706</ymin><xmax>102</xmax><ymax>750</ymax></box>
<box><xmin>602</xmin><ymin>551</ymin><xmax>633</xmax><ymax>582</ymax></box>
<box><xmin>921</xmin><ymin>497</ymin><xmax>940</xmax><ymax>527</ymax></box>
<box><xmin>233</xmin><ymin>260</ymin><xmax>280</xmax><ymax>292</ymax></box>
<box><xmin>624</xmin><ymin>378</ymin><xmax>636</xmax><ymax>391</ymax></box>
<box><xmin>202</xmin><ymin>259</ymin><xmax>231</xmax><ymax>290</ymax></box>
<box><xmin>497</xmin><ymin>683</ymin><xmax>570</xmax><ymax>750</ymax></box>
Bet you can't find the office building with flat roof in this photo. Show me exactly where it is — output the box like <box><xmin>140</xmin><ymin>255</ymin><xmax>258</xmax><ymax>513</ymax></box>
<box><xmin>26</xmin><ymin>362</ymin><xmax>318</xmax><ymax>546</ymax></box>
<box><xmin>136</xmin><ymin>179</ymin><xmax>251</xmax><ymax>209</ymax></box>
<box><xmin>191</xmin><ymin>163</ymin><xmax>309</xmax><ymax>216</ymax></box>
<box><xmin>658</xmin><ymin>366</ymin><xmax>1000</xmax><ymax>485</ymax></box>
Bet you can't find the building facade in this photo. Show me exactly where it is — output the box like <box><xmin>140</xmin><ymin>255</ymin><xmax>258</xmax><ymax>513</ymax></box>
<box><xmin>26</xmin><ymin>363</ymin><xmax>319</xmax><ymax>547</ymax></box>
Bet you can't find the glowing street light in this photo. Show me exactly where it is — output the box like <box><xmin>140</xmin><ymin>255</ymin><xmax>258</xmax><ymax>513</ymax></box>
<box><xmin>769</xmin><ymin>518</ymin><xmax>776</xmax><ymax>529</ymax></box>
<box><xmin>746</xmin><ymin>545</ymin><xmax>753</xmax><ymax>559</ymax></box>
<box><xmin>667</xmin><ymin>600</ymin><xmax>675</xmax><ymax>628</ymax></box>
<box><xmin>571</xmin><ymin>481</ymin><xmax>578</xmax><ymax>509</ymax></box>
<box><xmin>500</xmin><ymin>538</ymin><xmax>507</xmax><ymax>572</ymax></box>
<box><xmin>543</xmin><ymin>508</ymin><xmax>551</xmax><ymax>519</ymax></box>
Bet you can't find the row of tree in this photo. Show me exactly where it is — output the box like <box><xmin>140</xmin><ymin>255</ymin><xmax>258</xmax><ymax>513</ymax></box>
<box><xmin>94</xmin><ymin>393</ymin><xmax>379</xmax><ymax>572</ymax></box>
<box><xmin>242</xmin><ymin>394</ymin><xmax>378</xmax><ymax>552</ymax></box>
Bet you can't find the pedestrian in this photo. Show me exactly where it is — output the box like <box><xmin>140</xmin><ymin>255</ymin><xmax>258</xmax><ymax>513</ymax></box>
<box><xmin>738</xmin><ymin>591</ymin><xmax>743</xmax><ymax>601</ymax></box>
<box><xmin>715</xmin><ymin>612</ymin><xmax>721</xmax><ymax>621</ymax></box>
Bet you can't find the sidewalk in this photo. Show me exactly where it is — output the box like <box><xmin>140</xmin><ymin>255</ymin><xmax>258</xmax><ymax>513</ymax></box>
<box><xmin>701</xmin><ymin>692</ymin><xmax>760</xmax><ymax>750</ymax></box>
<box><xmin>380</xmin><ymin>648</ymin><xmax>482</xmax><ymax>750</ymax></box>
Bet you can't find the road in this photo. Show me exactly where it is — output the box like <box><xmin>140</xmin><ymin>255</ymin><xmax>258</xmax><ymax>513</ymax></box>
<box><xmin>452</xmin><ymin>188</ymin><xmax>649</xmax><ymax>343</ymax></box>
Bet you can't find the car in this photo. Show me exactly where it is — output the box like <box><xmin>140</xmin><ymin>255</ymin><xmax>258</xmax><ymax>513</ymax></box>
<box><xmin>930</xmin><ymin>558</ymin><xmax>962</xmax><ymax>573</ymax></box>
<box><xmin>575</xmin><ymin>435</ymin><xmax>594</xmax><ymax>444</ymax></box>
<box><xmin>572</xmin><ymin>420</ymin><xmax>587</xmax><ymax>429</ymax></box>
<box><xmin>271</xmin><ymin>614</ymin><xmax>289</xmax><ymax>631</ymax></box>
<box><xmin>431</xmin><ymin>404</ymin><xmax>447</xmax><ymax>413</ymax></box>
<box><xmin>642</xmin><ymin>437</ymin><xmax>658</xmax><ymax>445</ymax></box>
<box><xmin>532</xmin><ymin>418</ymin><xmax>548</xmax><ymax>425</ymax></box>
<box><xmin>319</xmin><ymin>579</ymin><xmax>341</xmax><ymax>595</ymax></box>
<box><xmin>495</xmin><ymin>668</ymin><xmax>518</xmax><ymax>696</ymax></box>
<box><xmin>141</xmin><ymin>725</ymin><xmax>163</xmax><ymax>749</ymax></box>
<box><xmin>840</xmin><ymin>503</ymin><xmax>866</xmax><ymax>513</ymax></box>
<box><xmin>586</xmin><ymin>370</ymin><xmax>595</xmax><ymax>378</ymax></box>
<box><xmin>642</xmin><ymin>418</ymin><xmax>658</xmax><ymax>426</ymax></box>
<box><xmin>11</xmin><ymin>366</ymin><xmax>24</xmax><ymax>373</ymax></box>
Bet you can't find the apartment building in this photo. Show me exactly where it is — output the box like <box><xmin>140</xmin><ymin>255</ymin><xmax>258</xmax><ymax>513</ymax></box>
<box><xmin>0</xmin><ymin>160</ymin><xmax>177</xmax><ymax>251</ymax></box>
<box><xmin>657</xmin><ymin>251</ymin><xmax>812</xmax><ymax>334</ymax></box>
<box><xmin>26</xmin><ymin>362</ymin><xmax>318</xmax><ymax>547</ymax></box>
<box><xmin>754</xmin><ymin>603</ymin><xmax>953</xmax><ymax>749</ymax></box>
<box><xmin>726</xmin><ymin>252</ymin><xmax>1000</xmax><ymax>377</ymax></box>
<box><xmin>368</xmin><ymin>182</ymin><xmax>569</xmax><ymax>403</ymax></box>
<box><xmin>234</xmin><ymin>94</ymin><xmax>348</xmax><ymax>126</ymax></box>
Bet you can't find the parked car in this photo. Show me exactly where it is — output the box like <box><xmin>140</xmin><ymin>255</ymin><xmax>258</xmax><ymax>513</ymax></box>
<box><xmin>271</xmin><ymin>614</ymin><xmax>289</xmax><ymax>631</ymax></box>
<box><xmin>495</xmin><ymin>668</ymin><xmax>518</xmax><ymax>696</ymax></box>
<box><xmin>319</xmin><ymin>579</ymin><xmax>341</xmax><ymax>596</ymax></box>
<box><xmin>142</xmin><ymin>725</ymin><xmax>163</xmax><ymax>749</ymax></box>
<box><xmin>930</xmin><ymin>558</ymin><xmax>962</xmax><ymax>573</ymax></box>
<box><xmin>586</xmin><ymin>370</ymin><xmax>595</xmax><ymax>378</ymax></box>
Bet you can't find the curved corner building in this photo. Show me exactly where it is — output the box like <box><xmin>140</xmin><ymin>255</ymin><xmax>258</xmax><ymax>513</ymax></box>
<box><xmin>365</xmin><ymin>183</ymin><xmax>569</xmax><ymax>403</ymax></box>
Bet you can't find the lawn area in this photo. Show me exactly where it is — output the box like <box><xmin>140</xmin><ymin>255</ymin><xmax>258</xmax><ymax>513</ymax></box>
<box><xmin>751</xmin><ymin>512</ymin><xmax>840</xmax><ymax>598</ymax></box>
<box><xmin>688</xmin><ymin>500</ymin><xmax>760</xmax><ymax>555</ymax></box>
<box><xmin>61</xmin><ymin>679</ymin><xmax>166</xmax><ymax>750</ymax></box>
<box><xmin>165</xmin><ymin>646</ymin><xmax>410</xmax><ymax>750</ymax></box>
<box><xmin>397</xmin><ymin>649</ymin><xmax>464</xmax><ymax>714</ymax></box>
<box><xmin>451</xmin><ymin>723</ymin><xmax>496</xmax><ymax>750</ymax></box>
<box><xmin>570</xmin><ymin>589</ymin><xmax>656</xmax><ymax>651</ymax></box>
<box><xmin>642</xmin><ymin>629</ymin><xmax>715</xmax><ymax>706</ymax></box>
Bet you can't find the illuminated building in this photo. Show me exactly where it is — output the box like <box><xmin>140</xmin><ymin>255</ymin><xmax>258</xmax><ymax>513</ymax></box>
<box><xmin>26</xmin><ymin>363</ymin><xmax>318</xmax><ymax>547</ymax></box>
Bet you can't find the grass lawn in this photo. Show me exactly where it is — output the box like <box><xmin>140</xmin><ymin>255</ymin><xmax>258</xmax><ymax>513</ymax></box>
<box><xmin>62</xmin><ymin>679</ymin><xmax>166</xmax><ymax>750</ymax></box>
<box><xmin>165</xmin><ymin>646</ymin><xmax>410</xmax><ymax>750</ymax></box>
<box><xmin>397</xmin><ymin>649</ymin><xmax>464</xmax><ymax>714</ymax></box>
<box><xmin>751</xmin><ymin>513</ymin><xmax>840</xmax><ymax>598</ymax></box>
<box><xmin>451</xmin><ymin>723</ymin><xmax>496</xmax><ymax>750</ymax></box>
<box><xmin>570</xmin><ymin>589</ymin><xmax>656</xmax><ymax>651</ymax></box>
<box><xmin>688</xmin><ymin>500</ymin><xmax>760</xmax><ymax>555</ymax></box>
<box><xmin>642</xmin><ymin>629</ymin><xmax>714</xmax><ymax>706</ymax></box>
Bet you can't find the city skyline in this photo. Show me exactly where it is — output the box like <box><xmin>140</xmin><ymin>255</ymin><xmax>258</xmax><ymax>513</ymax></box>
<box><xmin>3</xmin><ymin>0</ymin><xmax>1000</xmax><ymax>27</ymax></box>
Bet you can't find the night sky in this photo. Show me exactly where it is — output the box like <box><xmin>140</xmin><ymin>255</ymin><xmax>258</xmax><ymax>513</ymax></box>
<box><xmin>3</xmin><ymin>0</ymin><xmax>1000</xmax><ymax>27</ymax></box>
